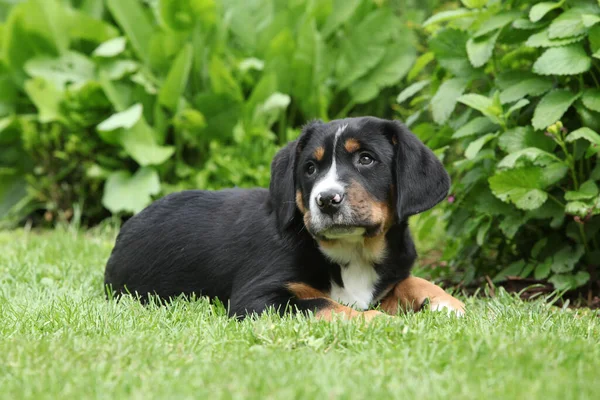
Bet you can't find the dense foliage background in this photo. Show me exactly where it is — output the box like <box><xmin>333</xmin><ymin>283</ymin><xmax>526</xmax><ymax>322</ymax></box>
<box><xmin>0</xmin><ymin>0</ymin><xmax>598</xmax><ymax>295</ymax></box>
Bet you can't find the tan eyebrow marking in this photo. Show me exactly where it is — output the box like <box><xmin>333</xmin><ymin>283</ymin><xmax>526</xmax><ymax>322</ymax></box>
<box><xmin>344</xmin><ymin>138</ymin><xmax>360</xmax><ymax>153</ymax></box>
<box><xmin>314</xmin><ymin>146</ymin><xmax>325</xmax><ymax>161</ymax></box>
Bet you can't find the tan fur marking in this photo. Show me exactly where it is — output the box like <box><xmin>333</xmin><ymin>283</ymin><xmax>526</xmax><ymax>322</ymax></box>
<box><xmin>379</xmin><ymin>276</ymin><xmax>465</xmax><ymax>315</ymax></box>
<box><xmin>346</xmin><ymin>180</ymin><xmax>394</xmax><ymax>236</ymax></box>
<box><xmin>295</xmin><ymin>190</ymin><xmax>305</xmax><ymax>213</ymax></box>
<box><xmin>287</xmin><ymin>283</ymin><xmax>384</xmax><ymax>322</ymax></box>
<box><xmin>344</xmin><ymin>138</ymin><xmax>360</xmax><ymax>153</ymax></box>
<box><xmin>314</xmin><ymin>146</ymin><xmax>325</xmax><ymax>161</ymax></box>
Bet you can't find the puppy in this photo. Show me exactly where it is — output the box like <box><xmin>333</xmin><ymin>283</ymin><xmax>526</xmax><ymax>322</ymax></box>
<box><xmin>104</xmin><ymin>117</ymin><xmax>464</xmax><ymax>320</ymax></box>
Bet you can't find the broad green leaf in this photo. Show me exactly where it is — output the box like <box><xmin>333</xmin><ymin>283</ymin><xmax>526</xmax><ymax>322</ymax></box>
<box><xmin>565</xmin><ymin>180</ymin><xmax>599</xmax><ymax>201</ymax></box>
<box><xmin>121</xmin><ymin>119</ymin><xmax>175</xmax><ymax>166</ymax></box>
<box><xmin>498</xmin><ymin>126</ymin><xmax>555</xmax><ymax>153</ymax></box>
<box><xmin>0</xmin><ymin>172</ymin><xmax>27</xmax><ymax>219</ymax></box>
<box><xmin>540</xmin><ymin>163</ymin><xmax>568</xmax><ymax>186</ymax></box>
<box><xmin>457</xmin><ymin>93</ymin><xmax>503</xmax><ymax>124</ymax></box>
<box><xmin>25</xmin><ymin>51</ymin><xmax>95</xmax><ymax>89</ymax></box>
<box><xmin>430</xmin><ymin>78</ymin><xmax>470</xmax><ymax>124</ymax></box>
<box><xmin>97</xmin><ymin>104</ymin><xmax>143</xmax><ymax>132</ymax></box>
<box><xmin>531</xmin><ymin>90</ymin><xmax>580</xmax><ymax>130</ymax></box>
<box><xmin>499</xmin><ymin>78</ymin><xmax>553</xmax><ymax>104</ymax></box>
<box><xmin>24</xmin><ymin>78</ymin><xmax>64</xmax><ymax>123</ymax></box>
<box><xmin>467</xmin><ymin>30</ymin><xmax>500</xmax><ymax>68</ymax></box>
<box><xmin>100</xmin><ymin>60</ymin><xmax>139</xmax><ymax>80</ymax></box>
<box><xmin>548</xmin><ymin>8</ymin><xmax>587</xmax><ymax>39</ymax></box>
<box><xmin>321</xmin><ymin>0</ymin><xmax>361</xmax><ymax>37</ymax></box>
<box><xmin>209</xmin><ymin>56</ymin><xmax>243</xmax><ymax>101</ymax></box>
<box><xmin>531</xmin><ymin>238</ymin><xmax>548</xmax><ymax>258</ymax></box>
<box><xmin>550</xmin><ymin>245</ymin><xmax>585</xmax><ymax>273</ymax></box>
<box><xmin>423</xmin><ymin>8</ymin><xmax>479</xmax><ymax>26</ymax></box>
<box><xmin>529</xmin><ymin>1</ymin><xmax>565</xmax><ymax>22</ymax></box>
<box><xmin>67</xmin><ymin>9</ymin><xmax>119</xmax><ymax>43</ymax></box>
<box><xmin>397</xmin><ymin>80</ymin><xmax>430</xmax><ymax>104</ymax></box>
<box><xmin>525</xmin><ymin>29</ymin><xmax>585</xmax><ymax>47</ymax></box>
<box><xmin>590</xmin><ymin>25</ymin><xmax>600</xmax><ymax>53</ymax></box>
<box><xmin>429</xmin><ymin>28</ymin><xmax>474</xmax><ymax>76</ymax></box>
<box><xmin>565</xmin><ymin>200</ymin><xmax>595</xmax><ymax>216</ymax></box>
<box><xmin>474</xmin><ymin>12</ymin><xmax>520</xmax><ymax>37</ymax></box>
<box><xmin>582</xmin><ymin>14</ymin><xmax>600</xmax><ymax>27</ymax></box>
<box><xmin>93</xmin><ymin>37</ymin><xmax>126</xmax><ymax>58</ymax></box>
<box><xmin>549</xmin><ymin>271</ymin><xmax>590</xmax><ymax>290</ymax></box>
<box><xmin>465</xmin><ymin>133</ymin><xmax>497</xmax><ymax>159</ymax></box>
<box><xmin>534</xmin><ymin>259</ymin><xmax>552</xmax><ymax>279</ymax></box>
<box><xmin>106</xmin><ymin>0</ymin><xmax>153</xmax><ymax>64</ymax></box>
<box><xmin>513</xmin><ymin>18</ymin><xmax>547</xmax><ymax>30</ymax></box>
<box><xmin>489</xmin><ymin>167</ymin><xmax>548</xmax><ymax>210</ymax></box>
<box><xmin>493</xmin><ymin>260</ymin><xmax>525</xmax><ymax>282</ymax></box>
<box><xmin>565</xmin><ymin>127</ymin><xmax>600</xmax><ymax>147</ymax></box>
<box><xmin>499</xmin><ymin>214</ymin><xmax>527</xmax><ymax>238</ymax></box>
<box><xmin>498</xmin><ymin>148</ymin><xmax>561</xmax><ymax>168</ymax></box>
<box><xmin>194</xmin><ymin>93</ymin><xmax>241</xmax><ymax>141</ymax></box>
<box><xmin>254</xmin><ymin>92</ymin><xmax>291</xmax><ymax>127</ymax></box>
<box><xmin>102</xmin><ymin>167</ymin><xmax>160</xmax><ymax>214</ymax></box>
<box><xmin>533</xmin><ymin>44</ymin><xmax>591</xmax><ymax>76</ymax></box>
<box><xmin>350</xmin><ymin>43</ymin><xmax>416</xmax><ymax>104</ymax></box>
<box><xmin>158</xmin><ymin>43</ymin><xmax>193</xmax><ymax>112</ymax></box>
<box><xmin>582</xmin><ymin>89</ymin><xmax>600</xmax><ymax>112</ymax></box>
<box><xmin>506</xmin><ymin>99</ymin><xmax>530</xmax><ymax>116</ymax></box>
<box><xmin>452</xmin><ymin>117</ymin><xmax>498</xmax><ymax>138</ymax></box>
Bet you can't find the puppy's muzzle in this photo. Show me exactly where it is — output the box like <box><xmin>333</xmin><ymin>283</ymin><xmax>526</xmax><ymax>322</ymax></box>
<box><xmin>315</xmin><ymin>190</ymin><xmax>345</xmax><ymax>216</ymax></box>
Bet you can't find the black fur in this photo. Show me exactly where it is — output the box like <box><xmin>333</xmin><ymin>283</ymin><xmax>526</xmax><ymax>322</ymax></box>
<box><xmin>104</xmin><ymin>117</ymin><xmax>450</xmax><ymax>318</ymax></box>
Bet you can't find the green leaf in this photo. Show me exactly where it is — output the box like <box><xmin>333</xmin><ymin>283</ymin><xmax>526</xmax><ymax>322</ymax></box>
<box><xmin>525</xmin><ymin>29</ymin><xmax>585</xmax><ymax>47</ymax></box>
<box><xmin>534</xmin><ymin>258</ymin><xmax>552</xmax><ymax>279</ymax></box>
<box><xmin>397</xmin><ymin>80</ymin><xmax>430</xmax><ymax>104</ymax></box>
<box><xmin>100</xmin><ymin>60</ymin><xmax>139</xmax><ymax>80</ymax></box>
<box><xmin>452</xmin><ymin>117</ymin><xmax>498</xmax><ymax>138</ymax></box>
<box><xmin>321</xmin><ymin>0</ymin><xmax>361</xmax><ymax>37</ymax></box>
<box><xmin>533</xmin><ymin>45</ymin><xmax>591</xmax><ymax>76</ymax></box>
<box><xmin>102</xmin><ymin>167</ymin><xmax>160</xmax><ymax>214</ymax></box>
<box><xmin>565</xmin><ymin>200</ymin><xmax>595</xmax><ymax>217</ymax></box>
<box><xmin>465</xmin><ymin>133</ymin><xmax>497</xmax><ymax>159</ymax></box>
<box><xmin>529</xmin><ymin>1</ymin><xmax>565</xmax><ymax>23</ymax></box>
<box><xmin>93</xmin><ymin>37</ymin><xmax>126</xmax><ymax>58</ymax></box>
<box><xmin>506</xmin><ymin>99</ymin><xmax>530</xmax><ymax>116</ymax></box>
<box><xmin>106</xmin><ymin>0</ymin><xmax>153</xmax><ymax>65</ymax></box>
<box><xmin>565</xmin><ymin>180</ymin><xmax>599</xmax><ymax>201</ymax></box>
<box><xmin>499</xmin><ymin>78</ymin><xmax>553</xmax><ymax>104</ymax></box>
<box><xmin>549</xmin><ymin>271</ymin><xmax>590</xmax><ymax>290</ymax></box>
<box><xmin>498</xmin><ymin>126</ymin><xmax>555</xmax><ymax>153</ymax></box>
<box><xmin>423</xmin><ymin>8</ymin><xmax>479</xmax><ymax>27</ymax></box>
<box><xmin>489</xmin><ymin>167</ymin><xmax>548</xmax><ymax>210</ymax></box>
<box><xmin>566</xmin><ymin>127</ymin><xmax>600</xmax><ymax>147</ymax></box>
<box><xmin>457</xmin><ymin>93</ymin><xmax>503</xmax><ymax>124</ymax></box>
<box><xmin>474</xmin><ymin>12</ymin><xmax>520</xmax><ymax>37</ymax></box>
<box><xmin>467</xmin><ymin>30</ymin><xmax>500</xmax><ymax>68</ymax></box>
<box><xmin>531</xmin><ymin>90</ymin><xmax>580</xmax><ymax>130</ymax></box>
<box><xmin>497</xmin><ymin>148</ymin><xmax>561</xmax><ymax>168</ymax></box>
<box><xmin>540</xmin><ymin>163</ymin><xmax>568</xmax><ymax>186</ymax></box>
<box><xmin>430</xmin><ymin>78</ymin><xmax>470</xmax><ymax>124</ymax></box>
<box><xmin>476</xmin><ymin>218</ymin><xmax>492</xmax><ymax>246</ymax></box>
<box><xmin>493</xmin><ymin>260</ymin><xmax>525</xmax><ymax>282</ymax></box>
<box><xmin>24</xmin><ymin>78</ymin><xmax>64</xmax><ymax>123</ymax></box>
<box><xmin>532</xmin><ymin>238</ymin><xmax>548</xmax><ymax>259</ymax></box>
<box><xmin>513</xmin><ymin>18</ymin><xmax>547</xmax><ymax>30</ymax></box>
<box><xmin>97</xmin><ymin>103</ymin><xmax>143</xmax><ymax>132</ymax></box>
<box><xmin>24</xmin><ymin>51</ymin><xmax>95</xmax><ymax>89</ymax></box>
<box><xmin>158</xmin><ymin>43</ymin><xmax>193</xmax><ymax>112</ymax></box>
<box><xmin>582</xmin><ymin>14</ymin><xmax>600</xmax><ymax>28</ymax></box>
<box><xmin>582</xmin><ymin>89</ymin><xmax>600</xmax><ymax>112</ymax></box>
<box><xmin>548</xmin><ymin>8</ymin><xmax>587</xmax><ymax>39</ymax></box>
<box><xmin>66</xmin><ymin>8</ymin><xmax>119</xmax><ymax>44</ymax></box>
<box><xmin>0</xmin><ymin>172</ymin><xmax>27</xmax><ymax>219</ymax></box>
<box><xmin>350</xmin><ymin>43</ymin><xmax>416</xmax><ymax>104</ymax></box>
<box><xmin>408</xmin><ymin>52</ymin><xmax>434</xmax><ymax>81</ymax></box>
<box><xmin>551</xmin><ymin>245</ymin><xmax>585</xmax><ymax>273</ymax></box>
<box><xmin>429</xmin><ymin>28</ymin><xmax>474</xmax><ymax>76</ymax></box>
<box><xmin>121</xmin><ymin>118</ymin><xmax>175</xmax><ymax>166</ymax></box>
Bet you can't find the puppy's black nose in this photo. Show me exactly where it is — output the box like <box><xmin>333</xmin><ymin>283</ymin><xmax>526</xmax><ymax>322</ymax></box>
<box><xmin>316</xmin><ymin>190</ymin><xmax>344</xmax><ymax>215</ymax></box>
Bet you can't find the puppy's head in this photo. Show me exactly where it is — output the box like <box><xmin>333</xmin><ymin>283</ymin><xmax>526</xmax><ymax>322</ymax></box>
<box><xmin>270</xmin><ymin>117</ymin><xmax>450</xmax><ymax>240</ymax></box>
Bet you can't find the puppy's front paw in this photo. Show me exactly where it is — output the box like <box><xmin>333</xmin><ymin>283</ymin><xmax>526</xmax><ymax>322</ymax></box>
<box><xmin>428</xmin><ymin>295</ymin><xmax>465</xmax><ymax>317</ymax></box>
<box><xmin>362</xmin><ymin>310</ymin><xmax>387</xmax><ymax>321</ymax></box>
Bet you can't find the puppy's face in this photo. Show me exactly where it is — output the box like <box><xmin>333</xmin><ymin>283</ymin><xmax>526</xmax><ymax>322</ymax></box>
<box><xmin>295</xmin><ymin>121</ymin><xmax>395</xmax><ymax>240</ymax></box>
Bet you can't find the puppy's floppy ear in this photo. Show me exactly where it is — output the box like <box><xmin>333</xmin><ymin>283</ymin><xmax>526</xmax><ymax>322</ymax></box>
<box><xmin>269</xmin><ymin>120</ymin><xmax>322</xmax><ymax>231</ymax></box>
<box><xmin>387</xmin><ymin>120</ymin><xmax>450</xmax><ymax>221</ymax></box>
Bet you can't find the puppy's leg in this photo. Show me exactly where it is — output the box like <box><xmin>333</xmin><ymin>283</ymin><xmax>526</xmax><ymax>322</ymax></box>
<box><xmin>287</xmin><ymin>283</ymin><xmax>383</xmax><ymax>321</ymax></box>
<box><xmin>379</xmin><ymin>276</ymin><xmax>465</xmax><ymax>316</ymax></box>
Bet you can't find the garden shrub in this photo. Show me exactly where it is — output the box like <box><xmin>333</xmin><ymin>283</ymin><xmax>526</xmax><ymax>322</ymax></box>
<box><xmin>0</xmin><ymin>0</ymin><xmax>423</xmax><ymax>225</ymax></box>
<box><xmin>398</xmin><ymin>0</ymin><xmax>600</xmax><ymax>292</ymax></box>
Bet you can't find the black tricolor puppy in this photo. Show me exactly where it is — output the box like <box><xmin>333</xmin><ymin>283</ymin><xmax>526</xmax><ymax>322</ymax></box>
<box><xmin>104</xmin><ymin>117</ymin><xmax>464</xmax><ymax>320</ymax></box>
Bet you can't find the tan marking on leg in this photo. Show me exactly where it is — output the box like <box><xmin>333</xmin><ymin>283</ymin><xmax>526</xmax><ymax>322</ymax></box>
<box><xmin>295</xmin><ymin>190</ymin><xmax>305</xmax><ymax>213</ymax></box>
<box><xmin>344</xmin><ymin>138</ymin><xmax>360</xmax><ymax>153</ymax></box>
<box><xmin>379</xmin><ymin>276</ymin><xmax>465</xmax><ymax>316</ymax></box>
<box><xmin>314</xmin><ymin>146</ymin><xmax>325</xmax><ymax>161</ymax></box>
<box><xmin>287</xmin><ymin>282</ymin><xmax>384</xmax><ymax>321</ymax></box>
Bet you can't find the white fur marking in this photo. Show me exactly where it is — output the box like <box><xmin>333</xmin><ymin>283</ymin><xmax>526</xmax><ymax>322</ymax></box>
<box><xmin>430</xmin><ymin>300</ymin><xmax>465</xmax><ymax>317</ymax></box>
<box><xmin>309</xmin><ymin>125</ymin><xmax>347</xmax><ymax>214</ymax></box>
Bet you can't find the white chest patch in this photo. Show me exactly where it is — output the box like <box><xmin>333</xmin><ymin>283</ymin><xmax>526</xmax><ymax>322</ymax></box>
<box><xmin>320</xmin><ymin>238</ymin><xmax>385</xmax><ymax>310</ymax></box>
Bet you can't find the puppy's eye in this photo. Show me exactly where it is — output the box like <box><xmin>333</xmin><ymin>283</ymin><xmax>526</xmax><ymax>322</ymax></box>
<box><xmin>358</xmin><ymin>153</ymin><xmax>375</xmax><ymax>166</ymax></box>
<box><xmin>305</xmin><ymin>162</ymin><xmax>317</xmax><ymax>176</ymax></box>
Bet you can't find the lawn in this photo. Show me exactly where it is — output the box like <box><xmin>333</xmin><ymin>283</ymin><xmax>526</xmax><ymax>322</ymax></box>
<box><xmin>0</xmin><ymin>228</ymin><xmax>599</xmax><ymax>400</ymax></box>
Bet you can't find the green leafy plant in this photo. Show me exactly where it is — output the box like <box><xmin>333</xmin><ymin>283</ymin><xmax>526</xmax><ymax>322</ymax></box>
<box><xmin>0</xmin><ymin>0</ymin><xmax>421</xmax><ymax>225</ymax></box>
<box><xmin>398</xmin><ymin>0</ymin><xmax>600</xmax><ymax>292</ymax></box>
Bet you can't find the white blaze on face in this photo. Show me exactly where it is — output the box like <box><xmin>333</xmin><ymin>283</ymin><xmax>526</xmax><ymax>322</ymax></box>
<box><xmin>309</xmin><ymin>124</ymin><xmax>347</xmax><ymax>215</ymax></box>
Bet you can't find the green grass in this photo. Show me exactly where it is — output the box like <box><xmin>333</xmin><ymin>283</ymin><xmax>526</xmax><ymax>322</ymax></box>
<box><xmin>1</xmin><ymin>228</ymin><xmax>599</xmax><ymax>400</ymax></box>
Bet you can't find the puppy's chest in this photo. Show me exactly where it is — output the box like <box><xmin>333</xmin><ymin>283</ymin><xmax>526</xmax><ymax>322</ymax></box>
<box><xmin>321</xmin><ymin>244</ymin><xmax>384</xmax><ymax>310</ymax></box>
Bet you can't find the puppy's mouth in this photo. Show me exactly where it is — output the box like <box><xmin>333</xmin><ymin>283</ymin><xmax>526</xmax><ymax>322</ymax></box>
<box><xmin>312</xmin><ymin>222</ymin><xmax>382</xmax><ymax>240</ymax></box>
